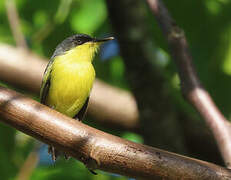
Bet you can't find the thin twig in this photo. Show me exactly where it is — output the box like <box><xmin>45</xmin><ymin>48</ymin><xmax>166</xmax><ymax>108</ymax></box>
<box><xmin>0</xmin><ymin>87</ymin><xmax>231</xmax><ymax>179</ymax></box>
<box><xmin>16</xmin><ymin>150</ymin><xmax>39</xmax><ymax>180</ymax></box>
<box><xmin>106</xmin><ymin>0</ymin><xmax>187</xmax><ymax>153</ymax></box>
<box><xmin>5</xmin><ymin>0</ymin><xmax>28</xmax><ymax>49</ymax></box>
<box><xmin>146</xmin><ymin>0</ymin><xmax>231</xmax><ymax>168</ymax></box>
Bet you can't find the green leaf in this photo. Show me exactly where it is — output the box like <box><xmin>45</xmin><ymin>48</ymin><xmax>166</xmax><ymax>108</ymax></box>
<box><xmin>122</xmin><ymin>132</ymin><xmax>143</xmax><ymax>144</ymax></box>
<box><xmin>33</xmin><ymin>10</ymin><xmax>48</xmax><ymax>29</ymax></box>
<box><xmin>0</xmin><ymin>123</ymin><xmax>17</xmax><ymax>180</ymax></box>
<box><xmin>71</xmin><ymin>0</ymin><xmax>107</xmax><ymax>34</ymax></box>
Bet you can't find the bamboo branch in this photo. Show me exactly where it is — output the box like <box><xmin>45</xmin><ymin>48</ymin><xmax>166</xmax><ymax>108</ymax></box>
<box><xmin>0</xmin><ymin>43</ymin><xmax>139</xmax><ymax>129</ymax></box>
<box><xmin>0</xmin><ymin>86</ymin><xmax>231</xmax><ymax>179</ymax></box>
<box><xmin>146</xmin><ymin>0</ymin><xmax>231</xmax><ymax>168</ymax></box>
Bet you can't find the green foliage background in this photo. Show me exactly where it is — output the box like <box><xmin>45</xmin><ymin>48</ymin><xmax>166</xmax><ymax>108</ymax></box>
<box><xmin>0</xmin><ymin>0</ymin><xmax>231</xmax><ymax>179</ymax></box>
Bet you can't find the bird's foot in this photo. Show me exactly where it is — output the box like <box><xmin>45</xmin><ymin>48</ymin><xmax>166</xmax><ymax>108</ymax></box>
<box><xmin>48</xmin><ymin>146</ymin><xmax>96</xmax><ymax>175</ymax></box>
<box><xmin>48</xmin><ymin>146</ymin><xmax>71</xmax><ymax>161</ymax></box>
<box><xmin>48</xmin><ymin>146</ymin><xmax>59</xmax><ymax>161</ymax></box>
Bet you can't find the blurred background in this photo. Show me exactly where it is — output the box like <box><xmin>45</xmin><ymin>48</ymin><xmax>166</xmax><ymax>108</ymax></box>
<box><xmin>1</xmin><ymin>0</ymin><xmax>231</xmax><ymax>179</ymax></box>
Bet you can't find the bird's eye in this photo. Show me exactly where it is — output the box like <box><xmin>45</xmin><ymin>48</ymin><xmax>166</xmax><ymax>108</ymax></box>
<box><xmin>77</xmin><ymin>39</ymin><xmax>82</xmax><ymax>44</ymax></box>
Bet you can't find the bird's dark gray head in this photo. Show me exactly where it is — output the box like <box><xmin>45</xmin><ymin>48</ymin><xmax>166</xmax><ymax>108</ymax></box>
<box><xmin>60</xmin><ymin>34</ymin><xmax>94</xmax><ymax>48</ymax></box>
<box><xmin>51</xmin><ymin>34</ymin><xmax>114</xmax><ymax>59</ymax></box>
<box><xmin>52</xmin><ymin>34</ymin><xmax>94</xmax><ymax>58</ymax></box>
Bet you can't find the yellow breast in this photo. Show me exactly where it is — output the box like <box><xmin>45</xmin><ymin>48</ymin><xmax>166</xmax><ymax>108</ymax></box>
<box><xmin>47</xmin><ymin>56</ymin><xmax>95</xmax><ymax>117</ymax></box>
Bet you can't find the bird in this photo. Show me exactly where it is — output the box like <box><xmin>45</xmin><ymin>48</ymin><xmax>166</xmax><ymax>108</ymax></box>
<box><xmin>40</xmin><ymin>34</ymin><xmax>114</xmax><ymax>161</ymax></box>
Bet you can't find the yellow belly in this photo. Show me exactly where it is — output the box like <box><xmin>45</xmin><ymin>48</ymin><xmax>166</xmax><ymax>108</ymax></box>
<box><xmin>47</xmin><ymin>60</ymin><xmax>95</xmax><ymax>117</ymax></box>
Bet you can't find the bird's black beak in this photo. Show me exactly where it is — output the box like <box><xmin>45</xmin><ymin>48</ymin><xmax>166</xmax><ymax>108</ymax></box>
<box><xmin>93</xmin><ymin>37</ymin><xmax>114</xmax><ymax>43</ymax></box>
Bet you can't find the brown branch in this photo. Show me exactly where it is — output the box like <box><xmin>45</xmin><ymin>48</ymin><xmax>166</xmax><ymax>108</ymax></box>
<box><xmin>0</xmin><ymin>87</ymin><xmax>231</xmax><ymax>179</ymax></box>
<box><xmin>0</xmin><ymin>43</ymin><xmax>139</xmax><ymax>129</ymax></box>
<box><xmin>5</xmin><ymin>0</ymin><xmax>28</xmax><ymax>50</ymax></box>
<box><xmin>146</xmin><ymin>0</ymin><xmax>231</xmax><ymax>167</ymax></box>
<box><xmin>0</xmin><ymin>44</ymin><xmax>223</xmax><ymax>162</ymax></box>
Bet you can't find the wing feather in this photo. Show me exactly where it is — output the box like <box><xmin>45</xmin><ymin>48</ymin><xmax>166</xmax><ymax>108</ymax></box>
<box><xmin>73</xmin><ymin>97</ymin><xmax>89</xmax><ymax>121</ymax></box>
<box><xmin>40</xmin><ymin>59</ymin><xmax>54</xmax><ymax>104</ymax></box>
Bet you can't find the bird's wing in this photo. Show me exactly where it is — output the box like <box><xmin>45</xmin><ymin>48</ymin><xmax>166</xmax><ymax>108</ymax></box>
<box><xmin>40</xmin><ymin>59</ymin><xmax>54</xmax><ymax>104</ymax></box>
<box><xmin>73</xmin><ymin>97</ymin><xmax>89</xmax><ymax>121</ymax></box>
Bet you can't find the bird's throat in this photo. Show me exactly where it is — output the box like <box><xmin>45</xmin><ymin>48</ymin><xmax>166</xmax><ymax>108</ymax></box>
<box><xmin>59</xmin><ymin>42</ymin><xmax>100</xmax><ymax>63</ymax></box>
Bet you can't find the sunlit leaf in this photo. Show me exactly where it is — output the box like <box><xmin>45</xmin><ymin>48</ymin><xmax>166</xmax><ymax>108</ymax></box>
<box><xmin>122</xmin><ymin>132</ymin><xmax>143</xmax><ymax>144</ymax></box>
<box><xmin>70</xmin><ymin>0</ymin><xmax>107</xmax><ymax>34</ymax></box>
